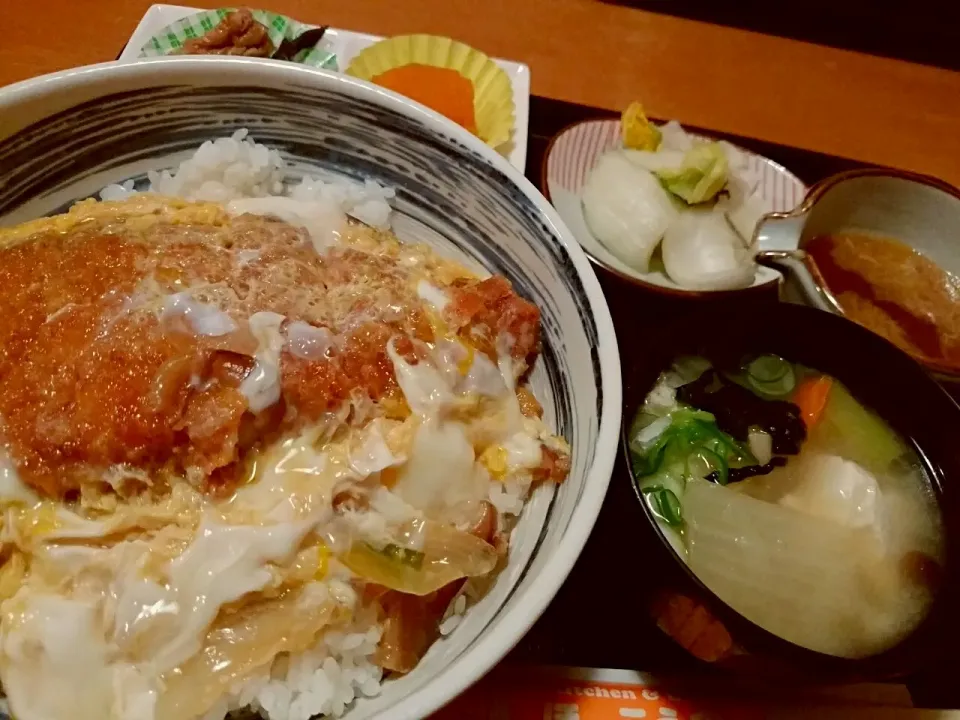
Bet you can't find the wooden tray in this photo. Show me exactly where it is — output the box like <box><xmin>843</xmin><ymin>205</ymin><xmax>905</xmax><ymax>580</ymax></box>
<box><xmin>110</xmin><ymin>22</ymin><xmax>955</xmax><ymax>704</ymax></box>
<box><xmin>513</xmin><ymin>95</ymin><xmax>956</xmax><ymax>711</ymax></box>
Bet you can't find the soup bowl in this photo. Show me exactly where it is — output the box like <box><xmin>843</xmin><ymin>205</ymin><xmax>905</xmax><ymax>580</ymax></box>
<box><xmin>622</xmin><ymin>301</ymin><xmax>960</xmax><ymax>682</ymax></box>
<box><xmin>0</xmin><ymin>57</ymin><xmax>621</xmax><ymax>720</ymax></box>
<box><xmin>754</xmin><ymin>169</ymin><xmax>960</xmax><ymax>382</ymax></box>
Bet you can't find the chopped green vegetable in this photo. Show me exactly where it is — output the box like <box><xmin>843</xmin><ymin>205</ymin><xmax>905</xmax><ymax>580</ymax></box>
<box><xmin>632</xmin><ymin>407</ymin><xmax>753</xmax><ymax>479</ymax></box>
<box><xmin>678</xmin><ymin>367</ymin><xmax>806</xmax><ymax>454</ymax></box>
<box><xmin>632</xmin><ymin>441</ymin><xmax>668</xmax><ymax>477</ymax></box>
<box><xmin>654</xmin><ymin>142</ymin><xmax>729</xmax><ymax>204</ymax></box>
<box><xmin>378</xmin><ymin>543</ymin><xmax>425</xmax><ymax>570</ymax></box>
<box><xmin>746</xmin><ymin>355</ymin><xmax>797</xmax><ymax>397</ymax></box>
<box><xmin>748</xmin><ymin>355</ymin><xmax>790</xmax><ymax>383</ymax></box>
<box><xmin>688</xmin><ymin>447</ymin><xmax>729</xmax><ymax>485</ymax></box>
<box><xmin>643</xmin><ymin>485</ymin><xmax>683</xmax><ymax>526</ymax></box>
<box><xmin>629</xmin><ymin>402</ymin><xmax>758</xmax><ymax>531</ymax></box>
<box><xmin>747</xmin><ymin>369</ymin><xmax>796</xmax><ymax>397</ymax></box>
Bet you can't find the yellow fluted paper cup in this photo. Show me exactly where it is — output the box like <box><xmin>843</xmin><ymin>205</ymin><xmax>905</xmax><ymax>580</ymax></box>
<box><xmin>346</xmin><ymin>35</ymin><xmax>515</xmax><ymax>150</ymax></box>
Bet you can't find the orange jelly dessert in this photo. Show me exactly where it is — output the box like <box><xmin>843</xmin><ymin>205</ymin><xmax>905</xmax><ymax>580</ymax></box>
<box><xmin>370</xmin><ymin>64</ymin><xmax>478</xmax><ymax>135</ymax></box>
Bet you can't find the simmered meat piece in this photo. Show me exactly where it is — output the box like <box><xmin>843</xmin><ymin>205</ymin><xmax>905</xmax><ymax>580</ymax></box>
<box><xmin>446</xmin><ymin>276</ymin><xmax>540</xmax><ymax>362</ymax></box>
<box><xmin>0</xmin><ymin>201</ymin><xmax>545</xmax><ymax>499</ymax></box>
<box><xmin>180</xmin><ymin>8</ymin><xmax>274</xmax><ymax>57</ymax></box>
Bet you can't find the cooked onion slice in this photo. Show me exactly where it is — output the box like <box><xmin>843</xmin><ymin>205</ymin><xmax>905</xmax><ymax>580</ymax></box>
<box><xmin>155</xmin><ymin>587</ymin><xmax>336</xmax><ymax>720</ymax></box>
<box><xmin>340</xmin><ymin>520</ymin><xmax>497</xmax><ymax>596</ymax></box>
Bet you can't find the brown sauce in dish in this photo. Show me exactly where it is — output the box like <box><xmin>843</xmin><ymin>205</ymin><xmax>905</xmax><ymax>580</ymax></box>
<box><xmin>806</xmin><ymin>233</ymin><xmax>960</xmax><ymax>366</ymax></box>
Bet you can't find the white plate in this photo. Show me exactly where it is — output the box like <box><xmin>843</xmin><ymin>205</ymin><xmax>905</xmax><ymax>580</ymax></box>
<box><xmin>119</xmin><ymin>4</ymin><xmax>531</xmax><ymax>172</ymax></box>
<box><xmin>544</xmin><ymin>118</ymin><xmax>807</xmax><ymax>293</ymax></box>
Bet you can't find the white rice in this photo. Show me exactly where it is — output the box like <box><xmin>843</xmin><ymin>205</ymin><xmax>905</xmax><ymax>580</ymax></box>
<box><xmin>99</xmin><ymin>129</ymin><xmax>396</xmax><ymax>230</ymax></box>
<box><xmin>488</xmin><ymin>478</ymin><xmax>527</xmax><ymax>516</ymax></box>
<box><xmin>98</xmin><ymin>131</ymin><xmax>404</xmax><ymax>720</ymax></box>
<box><xmin>205</xmin><ymin>617</ymin><xmax>384</xmax><ymax>720</ymax></box>
<box><xmin>190</xmin><ymin>578</ymin><xmax>384</xmax><ymax>720</ymax></box>
<box><xmin>200</xmin><ymin>627</ymin><xmax>384</xmax><ymax>720</ymax></box>
<box><xmin>438</xmin><ymin>593</ymin><xmax>469</xmax><ymax>637</ymax></box>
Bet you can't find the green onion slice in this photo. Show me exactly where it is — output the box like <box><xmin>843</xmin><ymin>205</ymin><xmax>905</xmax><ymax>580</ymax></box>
<box><xmin>687</xmin><ymin>447</ymin><xmax>729</xmax><ymax>485</ymax></box>
<box><xmin>747</xmin><ymin>354</ymin><xmax>791</xmax><ymax>383</ymax></box>
<box><xmin>643</xmin><ymin>485</ymin><xmax>683</xmax><ymax>526</ymax></box>
<box><xmin>378</xmin><ymin>543</ymin><xmax>425</xmax><ymax>570</ymax></box>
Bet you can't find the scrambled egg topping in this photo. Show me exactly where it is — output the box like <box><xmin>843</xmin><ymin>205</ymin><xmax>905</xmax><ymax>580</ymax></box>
<box><xmin>0</xmin><ymin>196</ymin><xmax>570</xmax><ymax>720</ymax></box>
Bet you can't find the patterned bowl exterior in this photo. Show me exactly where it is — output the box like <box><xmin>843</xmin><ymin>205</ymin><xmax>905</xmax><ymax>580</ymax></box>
<box><xmin>0</xmin><ymin>57</ymin><xmax>621</xmax><ymax>720</ymax></box>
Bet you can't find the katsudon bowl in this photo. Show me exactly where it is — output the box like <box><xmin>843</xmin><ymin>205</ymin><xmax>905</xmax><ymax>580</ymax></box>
<box><xmin>0</xmin><ymin>58</ymin><xmax>620</xmax><ymax>720</ymax></box>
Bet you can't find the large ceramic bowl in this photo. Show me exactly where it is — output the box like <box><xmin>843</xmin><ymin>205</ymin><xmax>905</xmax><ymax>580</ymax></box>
<box><xmin>0</xmin><ymin>57</ymin><xmax>621</xmax><ymax>720</ymax></box>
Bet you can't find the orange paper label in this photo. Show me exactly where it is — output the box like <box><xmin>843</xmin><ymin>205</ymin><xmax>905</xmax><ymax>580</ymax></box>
<box><xmin>435</xmin><ymin>671</ymin><xmax>715</xmax><ymax>719</ymax></box>
<box><xmin>431</xmin><ymin>667</ymin><xmax>915</xmax><ymax>719</ymax></box>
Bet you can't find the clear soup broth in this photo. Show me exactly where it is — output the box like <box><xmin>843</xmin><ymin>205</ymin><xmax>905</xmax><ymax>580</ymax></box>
<box><xmin>629</xmin><ymin>354</ymin><xmax>943</xmax><ymax>659</ymax></box>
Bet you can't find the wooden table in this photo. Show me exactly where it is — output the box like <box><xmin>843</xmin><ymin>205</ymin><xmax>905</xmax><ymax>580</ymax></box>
<box><xmin>1</xmin><ymin>1</ymin><xmax>959</xmax><ymax>712</ymax></box>
<box><xmin>3</xmin><ymin>0</ymin><xmax>959</xmax><ymax>186</ymax></box>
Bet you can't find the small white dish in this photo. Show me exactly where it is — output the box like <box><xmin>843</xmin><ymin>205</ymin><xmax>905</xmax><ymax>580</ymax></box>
<box><xmin>119</xmin><ymin>4</ymin><xmax>531</xmax><ymax>172</ymax></box>
<box><xmin>543</xmin><ymin>118</ymin><xmax>807</xmax><ymax>294</ymax></box>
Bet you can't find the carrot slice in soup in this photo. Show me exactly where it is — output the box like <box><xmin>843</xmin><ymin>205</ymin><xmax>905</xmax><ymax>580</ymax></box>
<box><xmin>793</xmin><ymin>375</ymin><xmax>833</xmax><ymax>428</ymax></box>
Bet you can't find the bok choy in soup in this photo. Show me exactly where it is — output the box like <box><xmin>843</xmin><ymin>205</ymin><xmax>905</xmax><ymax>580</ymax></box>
<box><xmin>629</xmin><ymin>355</ymin><xmax>944</xmax><ymax>659</ymax></box>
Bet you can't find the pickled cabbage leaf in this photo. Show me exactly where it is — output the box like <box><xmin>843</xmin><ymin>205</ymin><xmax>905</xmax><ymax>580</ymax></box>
<box><xmin>661</xmin><ymin>209</ymin><xmax>755</xmax><ymax>290</ymax></box>
<box><xmin>582</xmin><ymin>151</ymin><xmax>678</xmax><ymax>273</ymax></box>
<box><xmin>621</xmin><ymin>102</ymin><xmax>662</xmax><ymax>151</ymax></box>
<box><xmin>654</xmin><ymin>143</ymin><xmax>729</xmax><ymax>205</ymax></box>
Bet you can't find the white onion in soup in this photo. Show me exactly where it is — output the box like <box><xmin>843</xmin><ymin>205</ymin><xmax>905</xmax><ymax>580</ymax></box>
<box><xmin>685</xmin><ymin>479</ymin><xmax>921</xmax><ymax>658</ymax></box>
<box><xmin>746</xmin><ymin>427</ymin><xmax>773</xmax><ymax>466</ymax></box>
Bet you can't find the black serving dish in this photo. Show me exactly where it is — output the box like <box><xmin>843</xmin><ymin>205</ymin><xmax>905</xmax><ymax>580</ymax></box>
<box><xmin>622</xmin><ymin>301</ymin><xmax>960</xmax><ymax>683</ymax></box>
